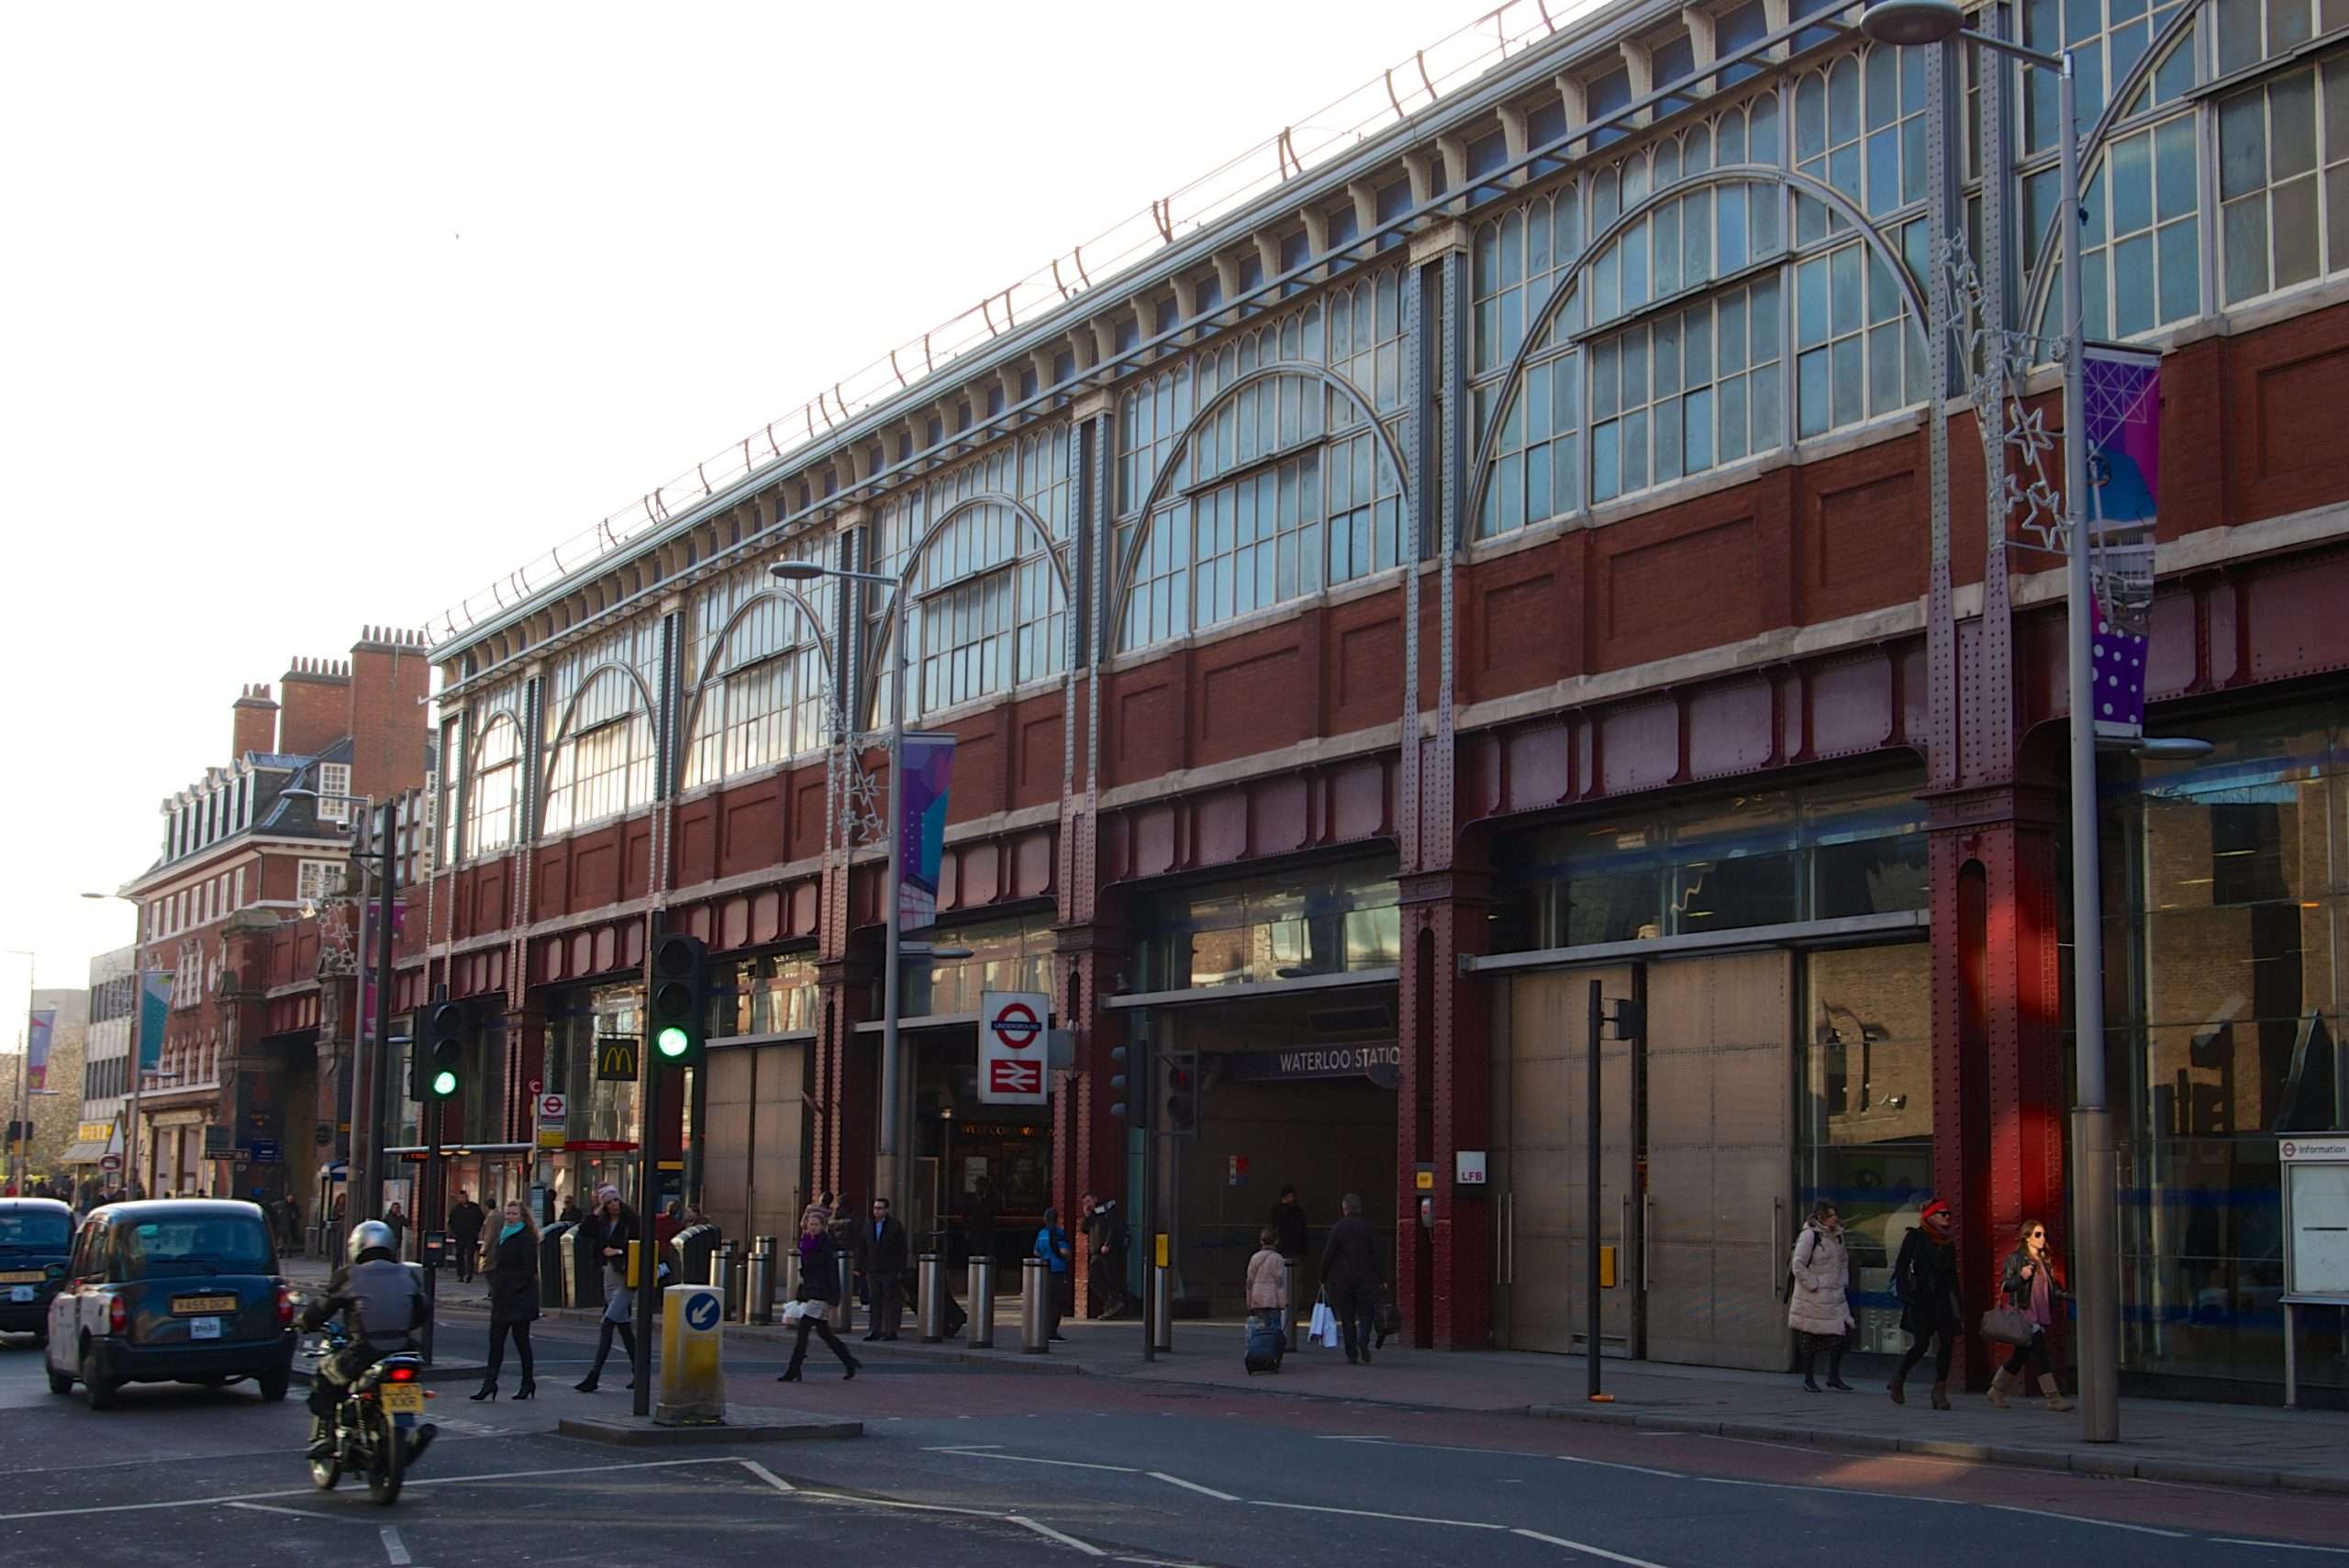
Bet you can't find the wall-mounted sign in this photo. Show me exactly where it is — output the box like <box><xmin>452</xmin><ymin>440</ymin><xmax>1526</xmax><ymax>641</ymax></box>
<box><xmin>596</xmin><ymin>1037</ymin><xmax>639</xmax><ymax>1082</ymax></box>
<box><xmin>979</xmin><ymin>991</ymin><xmax>1050</xmax><ymax>1105</ymax></box>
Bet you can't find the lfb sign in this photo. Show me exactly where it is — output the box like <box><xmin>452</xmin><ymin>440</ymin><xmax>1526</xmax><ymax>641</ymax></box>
<box><xmin>979</xmin><ymin>990</ymin><xmax>1051</xmax><ymax>1106</ymax></box>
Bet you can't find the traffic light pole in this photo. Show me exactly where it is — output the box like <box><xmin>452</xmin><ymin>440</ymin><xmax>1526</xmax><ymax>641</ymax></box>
<box><xmin>361</xmin><ymin>801</ymin><xmax>395</xmax><ymax>1230</ymax></box>
<box><xmin>632</xmin><ymin>916</ymin><xmax>668</xmax><ymax>1420</ymax></box>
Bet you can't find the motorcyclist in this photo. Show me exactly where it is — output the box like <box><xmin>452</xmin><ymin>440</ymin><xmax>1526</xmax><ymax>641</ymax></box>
<box><xmin>300</xmin><ymin>1219</ymin><xmax>436</xmax><ymax>1462</ymax></box>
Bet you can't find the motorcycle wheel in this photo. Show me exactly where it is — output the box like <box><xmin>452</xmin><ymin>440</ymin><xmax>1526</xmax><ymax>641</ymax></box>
<box><xmin>365</xmin><ymin>1409</ymin><xmax>405</xmax><ymax>1506</ymax></box>
<box><xmin>309</xmin><ymin>1450</ymin><xmax>340</xmax><ymax>1491</ymax></box>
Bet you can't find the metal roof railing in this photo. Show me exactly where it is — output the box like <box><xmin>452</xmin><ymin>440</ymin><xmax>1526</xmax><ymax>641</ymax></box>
<box><xmin>429</xmin><ymin>0</ymin><xmax>1614</xmax><ymax>649</ymax></box>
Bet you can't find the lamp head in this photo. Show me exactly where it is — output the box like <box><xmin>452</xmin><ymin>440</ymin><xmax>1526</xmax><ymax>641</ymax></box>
<box><xmin>769</xmin><ymin>562</ymin><xmax>827</xmax><ymax>583</ymax></box>
<box><xmin>1858</xmin><ymin>0</ymin><xmax>1966</xmax><ymax>45</ymax></box>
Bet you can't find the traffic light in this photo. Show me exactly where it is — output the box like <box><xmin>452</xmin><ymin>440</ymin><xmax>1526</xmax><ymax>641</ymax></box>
<box><xmin>648</xmin><ymin>932</ymin><xmax>711</xmax><ymax>1067</ymax></box>
<box><xmin>1160</xmin><ymin>1050</ymin><xmax>1198</xmax><ymax>1137</ymax></box>
<box><xmin>414</xmin><ymin>1002</ymin><xmax>471</xmax><ymax>1102</ymax></box>
<box><xmin>1108</xmin><ymin>1040</ymin><xmax>1144</xmax><ymax>1125</ymax></box>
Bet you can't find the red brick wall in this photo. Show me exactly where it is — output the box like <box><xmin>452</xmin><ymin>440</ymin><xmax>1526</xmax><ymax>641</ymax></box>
<box><xmin>277</xmin><ymin>664</ymin><xmax>350</xmax><ymax>758</ymax></box>
<box><xmin>348</xmin><ymin>629</ymin><xmax>430</xmax><ymax>801</ymax></box>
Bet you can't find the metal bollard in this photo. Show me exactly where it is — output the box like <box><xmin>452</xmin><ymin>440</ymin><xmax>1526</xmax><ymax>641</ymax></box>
<box><xmin>1020</xmin><ymin>1256</ymin><xmax>1049</xmax><ymax>1353</ymax></box>
<box><xmin>723</xmin><ymin>1241</ymin><xmax>748</xmax><ymax>1321</ymax></box>
<box><xmin>968</xmin><ymin>1256</ymin><xmax>996</xmax><ymax>1349</ymax></box>
<box><xmin>1152</xmin><ymin>1262</ymin><xmax>1174</xmax><ymax>1352</ymax></box>
<box><xmin>836</xmin><ymin>1259</ymin><xmax>856</xmax><ymax>1339</ymax></box>
<box><xmin>918</xmin><ymin>1252</ymin><xmax>946</xmax><ymax>1343</ymax></box>
<box><xmin>782</xmin><ymin>1250</ymin><xmax>801</xmax><ymax>1304</ymax></box>
<box><xmin>709</xmin><ymin>1241</ymin><xmax>735</xmax><ymax>1317</ymax></box>
<box><xmin>1284</xmin><ymin>1259</ymin><xmax>1300</xmax><ymax>1352</ymax></box>
<box><xmin>747</xmin><ymin>1237</ymin><xmax>776</xmax><ymax>1325</ymax></box>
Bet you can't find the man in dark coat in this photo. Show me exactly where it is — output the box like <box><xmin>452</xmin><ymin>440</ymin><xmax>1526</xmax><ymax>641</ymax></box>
<box><xmin>1887</xmin><ymin>1196</ymin><xmax>1964</xmax><ymax>1410</ymax></box>
<box><xmin>1082</xmin><ymin>1193</ymin><xmax>1132</xmax><ymax>1318</ymax></box>
<box><xmin>1319</xmin><ymin>1191</ymin><xmax>1381</xmax><ymax>1365</ymax></box>
<box><xmin>1270</xmin><ymin>1185</ymin><xmax>1309</xmax><ymax>1261</ymax></box>
<box><xmin>448</xmin><ymin>1189</ymin><xmax>485</xmax><ymax>1284</ymax></box>
<box><xmin>852</xmin><ymin>1196</ymin><xmax>910</xmax><ymax>1341</ymax></box>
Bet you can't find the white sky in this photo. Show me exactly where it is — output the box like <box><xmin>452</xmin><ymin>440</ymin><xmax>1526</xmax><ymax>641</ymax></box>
<box><xmin>0</xmin><ymin>0</ymin><xmax>1474</xmax><ymax>1005</ymax></box>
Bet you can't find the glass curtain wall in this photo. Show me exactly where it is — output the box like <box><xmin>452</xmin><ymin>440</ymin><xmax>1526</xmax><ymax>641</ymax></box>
<box><xmin>2102</xmin><ymin>703</ymin><xmax>2348</xmax><ymax>1394</ymax></box>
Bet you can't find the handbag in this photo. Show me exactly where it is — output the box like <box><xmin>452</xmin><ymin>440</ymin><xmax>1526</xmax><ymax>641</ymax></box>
<box><xmin>1980</xmin><ymin>1305</ymin><xmax>2035</xmax><ymax>1348</ymax></box>
<box><xmin>1308</xmin><ymin>1299</ymin><xmax>1335</xmax><ymax>1345</ymax></box>
<box><xmin>782</xmin><ymin>1299</ymin><xmax>807</xmax><ymax>1326</ymax></box>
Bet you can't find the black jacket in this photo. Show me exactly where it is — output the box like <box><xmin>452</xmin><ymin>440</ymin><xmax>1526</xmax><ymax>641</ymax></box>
<box><xmin>797</xmin><ymin>1233</ymin><xmax>843</xmax><ymax>1305</ymax></box>
<box><xmin>486</xmin><ymin>1227</ymin><xmax>540</xmax><ymax>1323</ymax></box>
<box><xmin>1320</xmin><ymin>1213</ymin><xmax>1379</xmax><ymax>1291</ymax></box>
<box><xmin>449</xmin><ymin>1200</ymin><xmax>485</xmax><ymax>1243</ymax></box>
<box><xmin>852</xmin><ymin>1216</ymin><xmax>909</xmax><ymax>1277</ymax></box>
<box><xmin>1892</xmin><ymin>1227</ymin><xmax>1961</xmax><ymax>1334</ymax></box>
<box><xmin>1271</xmin><ymin>1200</ymin><xmax>1309</xmax><ymax>1259</ymax></box>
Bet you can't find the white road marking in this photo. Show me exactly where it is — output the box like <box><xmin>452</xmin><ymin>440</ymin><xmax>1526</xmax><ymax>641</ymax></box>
<box><xmin>733</xmin><ymin>1460</ymin><xmax>796</xmax><ymax>1496</ymax></box>
<box><xmin>1252</xmin><ymin>1499</ymin><xmax>1508</xmax><ymax>1529</ymax></box>
<box><xmin>0</xmin><ymin>1458</ymin><xmax>732</xmax><ymax>1523</ymax></box>
<box><xmin>381</xmin><ymin>1526</ymin><xmax>411</xmax><ymax>1565</ymax></box>
<box><xmin>1510</xmin><ymin>1527</ymin><xmax>1675</xmax><ymax>1566</ymax></box>
<box><xmin>1147</xmin><ymin>1472</ymin><xmax>1240</xmax><ymax>1501</ymax></box>
<box><xmin>928</xmin><ymin>1448</ymin><xmax>1138</xmax><ymax>1473</ymax></box>
<box><xmin>922</xmin><ymin>1442</ymin><xmax>1004</xmax><ymax>1451</ymax></box>
<box><xmin>1008</xmin><ymin>1516</ymin><xmax>1108</xmax><ymax>1556</ymax></box>
<box><xmin>1978</xmin><ymin>1503</ymin><xmax>2188</xmax><ymax>1539</ymax></box>
<box><xmin>2210</xmin><ymin>1540</ymin><xmax>2349</xmax><ymax>1556</ymax></box>
<box><xmin>221</xmin><ymin>1502</ymin><xmax>327</xmax><ymax>1520</ymax></box>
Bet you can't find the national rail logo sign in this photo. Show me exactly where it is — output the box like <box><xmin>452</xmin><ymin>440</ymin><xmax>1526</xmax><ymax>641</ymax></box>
<box><xmin>979</xmin><ymin>990</ymin><xmax>1050</xmax><ymax>1106</ymax></box>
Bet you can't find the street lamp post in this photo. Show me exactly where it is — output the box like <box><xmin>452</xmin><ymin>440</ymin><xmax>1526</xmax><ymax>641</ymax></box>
<box><xmin>284</xmin><ymin>789</ymin><xmax>398</xmax><ymax>1238</ymax></box>
<box><xmin>1861</xmin><ymin>0</ymin><xmax>2115</xmax><ymax>1442</ymax></box>
<box><xmin>773</xmin><ymin>558</ymin><xmax>913</xmax><ymax>1218</ymax></box>
<box><xmin>6</xmin><ymin>952</ymin><xmax>35</xmax><ymax>1195</ymax></box>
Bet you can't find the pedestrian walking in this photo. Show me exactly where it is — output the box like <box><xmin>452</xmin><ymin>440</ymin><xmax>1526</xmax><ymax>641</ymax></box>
<box><xmin>852</xmin><ymin>1195</ymin><xmax>909</xmax><ymax>1341</ymax></box>
<box><xmin>283</xmin><ymin>1195</ymin><xmax>305</xmax><ymax>1256</ymax></box>
<box><xmin>1319</xmin><ymin>1193</ymin><xmax>1381</xmax><ymax>1364</ymax></box>
<box><xmin>472</xmin><ymin>1200</ymin><xmax>540</xmax><ymax>1401</ymax></box>
<box><xmin>1787</xmin><ymin>1199</ymin><xmax>1854</xmax><ymax>1392</ymax></box>
<box><xmin>575</xmin><ymin>1186</ymin><xmax>639</xmax><ymax>1392</ymax></box>
<box><xmin>1270</xmin><ymin>1184</ymin><xmax>1309</xmax><ymax>1261</ymax></box>
<box><xmin>383</xmin><ymin>1201</ymin><xmax>410</xmax><ymax>1260</ymax></box>
<box><xmin>1035</xmin><ymin>1207</ymin><xmax>1074</xmax><ymax>1340</ymax></box>
<box><xmin>559</xmin><ymin>1194</ymin><xmax>582</xmax><ymax>1225</ymax></box>
<box><xmin>1084</xmin><ymin>1193</ymin><xmax>1132</xmax><ymax>1318</ymax></box>
<box><xmin>1887</xmin><ymin>1197</ymin><xmax>1962</xmax><ymax>1410</ymax></box>
<box><xmin>448</xmin><ymin>1189</ymin><xmax>484</xmax><ymax>1284</ymax></box>
<box><xmin>1247</xmin><ymin>1225</ymin><xmax>1288</xmax><ymax>1329</ymax></box>
<box><xmin>1987</xmin><ymin>1218</ymin><xmax>2073</xmax><ymax>1411</ymax></box>
<box><xmin>776</xmin><ymin>1208</ymin><xmax>860</xmax><ymax>1382</ymax></box>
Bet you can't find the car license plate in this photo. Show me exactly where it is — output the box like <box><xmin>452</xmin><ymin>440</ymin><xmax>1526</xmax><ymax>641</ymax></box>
<box><xmin>189</xmin><ymin>1317</ymin><xmax>223</xmax><ymax>1340</ymax></box>
<box><xmin>0</xmin><ymin>1270</ymin><xmax>42</xmax><ymax>1284</ymax></box>
<box><xmin>173</xmin><ymin>1295</ymin><xmax>239</xmax><ymax>1315</ymax></box>
<box><xmin>380</xmin><ymin>1385</ymin><xmax>425</xmax><ymax>1415</ymax></box>
<box><xmin>7</xmin><ymin>1285</ymin><xmax>32</xmax><ymax>1303</ymax></box>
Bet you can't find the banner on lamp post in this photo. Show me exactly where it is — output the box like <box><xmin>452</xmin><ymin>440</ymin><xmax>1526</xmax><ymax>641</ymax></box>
<box><xmin>26</xmin><ymin>1009</ymin><xmax>55</xmax><ymax>1094</ymax></box>
<box><xmin>137</xmin><ymin>970</ymin><xmax>173</xmax><ymax>1073</ymax></box>
<box><xmin>2081</xmin><ymin>342</ymin><xmax>2163</xmax><ymax>744</ymax></box>
<box><xmin>897</xmin><ymin>733</ymin><xmax>956</xmax><ymax>929</ymax></box>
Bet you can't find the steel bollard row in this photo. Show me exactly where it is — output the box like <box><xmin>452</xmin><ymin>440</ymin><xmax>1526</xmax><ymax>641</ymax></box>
<box><xmin>747</xmin><ymin>1236</ymin><xmax>776</xmax><ymax>1325</ymax></box>
<box><xmin>968</xmin><ymin>1256</ymin><xmax>996</xmax><ymax>1349</ymax></box>
<box><xmin>1020</xmin><ymin>1255</ymin><xmax>1049</xmax><ymax>1353</ymax></box>
<box><xmin>918</xmin><ymin>1252</ymin><xmax>946</xmax><ymax>1343</ymax></box>
<box><xmin>1152</xmin><ymin>1262</ymin><xmax>1173</xmax><ymax>1352</ymax></box>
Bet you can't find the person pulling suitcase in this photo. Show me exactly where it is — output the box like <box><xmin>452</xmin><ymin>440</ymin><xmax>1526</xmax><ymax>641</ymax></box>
<box><xmin>1244</xmin><ymin>1227</ymin><xmax>1287</xmax><ymax>1373</ymax></box>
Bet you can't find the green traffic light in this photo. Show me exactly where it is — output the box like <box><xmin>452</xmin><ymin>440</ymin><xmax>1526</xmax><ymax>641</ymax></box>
<box><xmin>430</xmin><ymin>1069</ymin><xmax>459</xmax><ymax>1097</ymax></box>
<box><xmin>655</xmin><ymin>1024</ymin><xmax>691</xmax><ymax>1060</ymax></box>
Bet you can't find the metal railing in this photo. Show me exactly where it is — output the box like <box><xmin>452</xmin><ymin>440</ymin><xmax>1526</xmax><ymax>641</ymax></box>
<box><xmin>429</xmin><ymin>0</ymin><xmax>1604</xmax><ymax>647</ymax></box>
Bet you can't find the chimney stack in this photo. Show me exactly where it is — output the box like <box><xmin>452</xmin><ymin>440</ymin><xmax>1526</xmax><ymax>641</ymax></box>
<box><xmin>230</xmin><ymin>683</ymin><xmax>278</xmax><ymax>758</ymax></box>
<box><xmin>276</xmin><ymin>655</ymin><xmax>353</xmax><ymax>759</ymax></box>
<box><xmin>347</xmin><ymin>625</ymin><xmax>431</xmax><ymax>802</ymax></box>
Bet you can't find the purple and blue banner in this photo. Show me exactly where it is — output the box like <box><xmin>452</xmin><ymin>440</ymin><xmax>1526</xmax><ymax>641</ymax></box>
<box><xmin>897</xmin><ymin>733</ymin><xmax>956</xmax><ymax>930</ymax></box>
<box><xmin>2081</xmin><ymin>343</ymin><xmax>2163</xmax><ymax>743</ymax></box>
<box><xmin>26</xmin><ymin>1008</ymin><xmax>55</xmax><ymax>1094</ymax></box>
<box><xmin>138</xmin><ymin>970</ymin><xmax>173</xmax><ymax>1074</ymax></box>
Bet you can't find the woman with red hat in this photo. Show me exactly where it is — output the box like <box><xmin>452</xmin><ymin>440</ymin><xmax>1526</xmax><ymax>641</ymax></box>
<box><xmin>1887</xmin><ymin>1197</ymin><xmax>1963</xmax><ymax>1410</ymax></box>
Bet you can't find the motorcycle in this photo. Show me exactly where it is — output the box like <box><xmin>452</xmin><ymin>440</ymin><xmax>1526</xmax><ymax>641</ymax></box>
<box><xmin>306</xmin><ymin>1320</ymin><xmax>436</xmax><ymax>1505</ymax></box>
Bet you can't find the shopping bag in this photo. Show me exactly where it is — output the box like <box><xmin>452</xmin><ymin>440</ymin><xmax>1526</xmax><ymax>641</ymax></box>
<box><xmin>1321</xmin><ymin>1311</ymin><xmax>1341</xmax><ymax>1350</ymax></box>
<box><xmin>781</xmin><ymin>1299</ymin><xmax>807</xmax><ymax>1326</ymax></box>
<box><xmin>1308</xmin><ymin>1300</ymin><xmax>1335</xmax><ymax>1345</ymax></box>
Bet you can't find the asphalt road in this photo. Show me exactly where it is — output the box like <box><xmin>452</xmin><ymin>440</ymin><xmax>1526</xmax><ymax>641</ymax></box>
<box><xmin>3</xmin><ymin>1313</ymin><xmax>2344</xmax><ymax>1568</ymax></box>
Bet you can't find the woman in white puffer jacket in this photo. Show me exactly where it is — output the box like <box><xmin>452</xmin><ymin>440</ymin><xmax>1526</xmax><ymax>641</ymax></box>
<box><xmin>1787</xmin><ymin>1199</ymin><xmax>1854</xmax><ymax>1393</ymax></box>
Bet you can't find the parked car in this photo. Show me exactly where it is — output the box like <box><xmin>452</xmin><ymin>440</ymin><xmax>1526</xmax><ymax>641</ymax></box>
<box><xmin>0</xmin><ymin>1197</ymin><xmax>74</xmax><ymax>1342</ymax></box>
<box><xmin>44</xmin><ymin>1199</ymin><xmax>295</xmax><ymax>1408</ymax></box>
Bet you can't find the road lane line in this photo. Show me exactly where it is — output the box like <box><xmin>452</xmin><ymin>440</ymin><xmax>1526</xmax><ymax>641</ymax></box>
<box><xmin>732</xmin><ymin>1460</ymin><xmax>796</xmax><ymax>1495</ymax></box>
<box><xmin>1553</xmin><ymin>1455</ymin><xmax>1683</xmax><ymax>1479</ymax></box>
<box><xmin>381</xmin><ymin>1526</ymin><xmax>411</xmax><ymax>1565</ymax></box>
<box><xmin>1251</xmin><ymin>1499</ymin><xmax>1508</xmax><ymax>1529</ymax></box>
<box><xmin>1147</xmin><ymin>1472</ymin><xmax>1240</xmax><ymax>1501</ymax></box>
<box><xmin>1322</xmin><ymin>1433</ymin><xmax>1685</xmax><ymax>1479</ymax></box>
<box><xmin>2210</xmin><ymin>1540</ymin><xmax>2349</xmax><ymax>1556</ymax></box>
<box><xmin>928</xmin><ymin>1448</ymin><xmax>1139</xmax><ymax>1473</ymax></box>
<box><xmin>222</xmin><ymin>1502</ymin><xmax>328</xmax><ymax>1521</ymax></box>
<box><xmin>1510</xmin><ymin>1527</ymin><xmax>1676</xmax><ymax>1567</ymax></box>
<box><xmin>1008</xmin><ymin>1516</ymin><xmax>1108</xmax><ymax>1556</ymax></box>
<box><xmin>1977</xmin><ymin>1503</ymin><xmax>2187</xmax><ymax>1538</ymax></box>
<box><xmin>0</xmin><ymin>1458</ymin><xmax>735</xmax><ymax>1522</ymax></box>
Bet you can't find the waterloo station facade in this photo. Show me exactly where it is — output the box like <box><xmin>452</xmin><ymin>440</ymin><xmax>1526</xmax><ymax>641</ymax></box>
<box><xmin>388</xmin><ymin>0</ymin><xmax>2349</xmax><ymax>1400</ymax></box>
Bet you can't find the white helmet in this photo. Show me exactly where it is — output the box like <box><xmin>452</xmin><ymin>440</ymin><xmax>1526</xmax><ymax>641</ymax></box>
<box><xmin>347</xmin><ymin>1220</ymin><xmax>395</xmax><ymax>1262</ymax></box>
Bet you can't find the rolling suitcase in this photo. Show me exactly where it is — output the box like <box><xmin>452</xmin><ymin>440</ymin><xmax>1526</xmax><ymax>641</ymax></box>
<box><xmin>1245</xmin><ymin>1311</ymin><xmax>1285</xmax><ymax>1373</ymax></box>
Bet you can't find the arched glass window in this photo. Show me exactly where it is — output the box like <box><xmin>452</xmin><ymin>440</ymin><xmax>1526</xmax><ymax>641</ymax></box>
<box><xmin>683</xmin><ymin>546</ymin><xmax>833</xmax><ymax>790</ymax></box>
<box><xmin>468</xmin><ymin>714</ymin><xmax>521</xmax><ymax>854</ymax></box>
<box><xmin>541</xmin><ymin>623</ymin><xmax>660</xmax><ymax>835</ymax></box>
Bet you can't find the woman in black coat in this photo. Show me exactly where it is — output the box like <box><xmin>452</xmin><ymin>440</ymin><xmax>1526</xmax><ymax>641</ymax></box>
<box><xmin>777</xmin><ymin>1209</ymin><xmax>860</xmax><ymax>1382</ymax></box>
<box><xmin>472</xmin><ymin>1200</ymin><xmax>540</xmax><ymax>1400</ymax></box>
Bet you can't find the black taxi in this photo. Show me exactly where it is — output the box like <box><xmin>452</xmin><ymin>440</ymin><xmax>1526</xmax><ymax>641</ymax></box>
<box><xmin>0</xmin><ymin>1197</ymin><xmax>74</xmax><ymax>1340</ymax></box>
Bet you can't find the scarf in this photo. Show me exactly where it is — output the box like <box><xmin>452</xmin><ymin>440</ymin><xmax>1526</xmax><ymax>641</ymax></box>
<box><xmin>500</xmin><ymin>1222</ymin><xmax>524</xmax><ymax>1242</ymax></box>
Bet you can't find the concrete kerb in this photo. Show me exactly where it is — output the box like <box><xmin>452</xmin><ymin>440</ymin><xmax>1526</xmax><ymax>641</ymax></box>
<box><xmin>451</xmin><ymin>1297</ymin><xmax>1087</xmax><ymax>1374</ymax></box>
<box><xmin>559</xmin><ymin>1412</ymin><xmax>863</xmax><ymax>1447</ymax></box>
<box><xmin>1526</xmin><ymin>1399</ymin><xmax>2331</xmax><ymax>1494</ymax></box>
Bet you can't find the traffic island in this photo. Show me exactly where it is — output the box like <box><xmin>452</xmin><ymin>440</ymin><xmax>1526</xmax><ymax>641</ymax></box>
<box><xmin>558</xmin><ymin>1408</ymin><xmax>863</xmax><ymax>1447</ymax></box>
